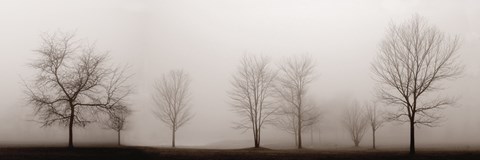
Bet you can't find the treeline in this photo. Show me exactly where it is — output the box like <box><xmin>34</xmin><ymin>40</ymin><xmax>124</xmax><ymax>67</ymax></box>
<box><xmin>22</xmin><ymin>14</ymin><xmax>462</xmax><ymax>155</ymax></box>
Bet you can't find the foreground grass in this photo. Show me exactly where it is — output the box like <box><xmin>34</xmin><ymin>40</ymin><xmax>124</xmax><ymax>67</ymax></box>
<box><xmin>1</xmin><ymin>147</ymin><xmax>480</xmax><ymax>160</ymax></box>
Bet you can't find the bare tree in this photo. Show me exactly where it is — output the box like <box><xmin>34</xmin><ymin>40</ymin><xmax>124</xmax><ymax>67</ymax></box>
<box><xmin>153</xmin><ymin>69</ymin><xmax>193</xmax><ymax>148</ymax></box>
<box><xmin>276</xmin><ymin>54</ymin><xmax>316</xmax><ymax>149</ymax></box>
<box><xmin>274</xmin><ymin>101</ymin><xmax>321</xmax><ymax>147</ymax></box>
<box><xmin>229</xmin><ymin>54</ymin><xmax>277</xmax><ymax>148</ymax></box>
<box><xmin>371</xmin><ymin>14</ymin><xmax>462</xmax><ymax>155</ymax></box>
<box><xmin>365</xmin><ymin>102</ymin><xmax>385</xmax><ymax>149</ymax></box>
<box><xmin>103</xmin><ymin>104</ymin><xmax>131</xmax><ymax>146</ymax></box>
<box><xmin>25</xmin><ymin>31</ymin><xmax>131</xmax><ymax>148</ymax></box>
<box><xmin>275</xmin><ymin>110</ymin><xmax>299</xmax><ymax>146</ymax></box>
<box><xmin>342</xmin><ymin>101</ymin><xmax>368</xmax><ymax>147</ymax></box>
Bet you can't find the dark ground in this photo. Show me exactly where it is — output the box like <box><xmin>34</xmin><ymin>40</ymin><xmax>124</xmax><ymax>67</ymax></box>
<box><xmin>1</xmin><ymin>147</ymin><xmax>480</xmax><ymax>160</ymax></box>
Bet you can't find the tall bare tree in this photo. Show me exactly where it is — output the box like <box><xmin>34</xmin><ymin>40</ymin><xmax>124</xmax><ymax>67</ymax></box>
<box><xmin>103</xmin><ymin>104</ymin><xmax>131</xmax><ymax>146</ymax></box>
<box><xmin>371</xmin><ymin>14</ymin><xmax>462</xmax><ymax>154</ymax></box>
<box><xmin>342</xmin><ymin>101</ymin><xmax>368</xmax><ymax>147</ymax></box>
<box><xmin>276</xmin><ymin>54</ymin><xmax>316</xmax><ymax>149</ymax></box>
<box><xmin>275</xmin><ymin>101</ymin><xmax>321</xmax><ymax>147</ymax></box>
<box><xmin>365</xmin><ymin>102</ymin><xmax>385</xmax><ymax>149</ymax></box>
<box><xmin>25</xmin><ymin>31</ymin><xmax>131</xmax><ymax>148</ymax></box>
<box><xmin>153</xmin><ymin>69</ymin><xmax>193</xmax><ymax>148</ymax></box>
<box><xmin>229</xmin><ymin>54</ymin><xmax>277</xmax><ymax>148</ymax></box>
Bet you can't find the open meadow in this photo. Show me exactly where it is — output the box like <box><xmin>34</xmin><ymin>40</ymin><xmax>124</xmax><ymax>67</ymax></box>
<box><xmin>1</xmin><ymin>147</ymin><xmax>480</xmax><ymax>160</ymax></box>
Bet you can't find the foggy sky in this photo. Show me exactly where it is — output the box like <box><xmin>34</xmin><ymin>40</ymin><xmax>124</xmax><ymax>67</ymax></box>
<box><xmin>0</xmin><ymin>0</ymin><xmax>479</xmax><ymax>148</ymax></box>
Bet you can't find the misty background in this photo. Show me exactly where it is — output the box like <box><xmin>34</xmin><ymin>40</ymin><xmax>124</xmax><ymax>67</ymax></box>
<box><xmin>0</xmin><ymin>0</ymin><xmax>479</xmax><ymax>149</ymax></box>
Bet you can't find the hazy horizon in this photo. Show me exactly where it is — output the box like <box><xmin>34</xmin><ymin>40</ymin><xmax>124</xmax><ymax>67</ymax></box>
<box><xmin>0</xmin><ymin>0</ymin><xmax>479</xmax><ymax>149</ymax></box>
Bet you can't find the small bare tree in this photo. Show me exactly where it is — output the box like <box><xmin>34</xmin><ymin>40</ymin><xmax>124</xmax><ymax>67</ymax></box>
<box><xmin>25</xmin><ymin>31</ymin><xmax>131</xmax><ymax>148</ymax></box>
<box><xmin>342</xmin><ymin>101</ymin><xmax>368</xmax><ymax>147</ymax></box>
<box><xmin>275</xmin><ymin>112</ymin><xmax>299</xmax><ymax>146</ymax></box>
<box><xmin>276</xmin><ymin>54</ymin><xmax>316</xmax><ymax>149</ymax></box>
<box><xmin>153</xmin><ymin>69</ymin><xmax>193</xmax><ymax>148</ymax></box>
<box><xmin>229</xmin><ymin>54</ymin><xmax>277</xmax><ymax>148</ymax></box>
<box><xmin>371</xmin><ymin>14</ymin><xmax>462</xmax><ymax>155</ymax></box>
<box><xmin>275</xmin><ymin>101</ymin><xmax>321</xmax><ymax>147</ymax></box>
<box><xmin>103</xmin><ymin>104</ymin><xmax>131</xmax><ymax>146</ymax></box>
<box><xmin>365</xmin><ymin>102</ymin><xmax>385</xmax><ymax>149</ymax></box>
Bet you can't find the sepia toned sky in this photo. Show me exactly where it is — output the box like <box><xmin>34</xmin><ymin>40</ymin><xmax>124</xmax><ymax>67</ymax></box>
<box><xmin>0</xmin><ymin>0</ymin><xmax>479</xmax><ymax>148</ymax></box>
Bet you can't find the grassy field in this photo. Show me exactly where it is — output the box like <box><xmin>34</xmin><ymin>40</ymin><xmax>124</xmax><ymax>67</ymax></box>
<box><xmin>1</xmin><ymin>147</ymin><xmax>480</xmax><ymax>160</ymax></box>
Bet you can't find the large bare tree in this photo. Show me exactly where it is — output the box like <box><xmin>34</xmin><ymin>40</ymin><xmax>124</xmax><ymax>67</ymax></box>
<box><xmin>342</xmin><ymin>101</ymin><xmax>368</xmax><ymax>147</ymax></box>
<box><xmin>103</xmin><ymin>104</ymin><xmax>131</xmax><ymax>146</ymax></box>
<box><xmin>274</xmin><ymin>100</ymin><xmax>321</xmax><ymax>147</ymax></box>
<box><xmin>365</xmin><ymin>102</ymin><xmax>385</xmax><ymax>149</ymax></box>
<box><xmin>371</xmin><ymin>15</ymin><xmax>462</xmax><ymax>154</ymax></box>
<box><xmin>276</xmin><ymin>54</ymin><xmax>316</xmax><ymax>149</ymax></box>
<box><xmin>229</xmin><ymin>54</ymin><xmax>277</xmax><ymax>148</ymax></box>
<box><xmin>153</xmin><ymin>69</ymin><xmax>193</xmax><ymax>148</ymax></box>
<box><xmin>25</xmin><ymin>31</ymin><xmax>132</xmax><ymax>148</ymax></box>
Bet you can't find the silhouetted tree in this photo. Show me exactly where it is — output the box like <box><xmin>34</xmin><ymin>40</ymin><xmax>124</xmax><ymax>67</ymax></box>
<box><xmin>342</xmin><ymin>101</ymin><xmax>368</xmax><ymax>147</ymax></box>
<box><xmin>25</xmin><ymin>31</ymin><xmax>131</xmax><ymax>148</ymax></box>
<box><xmin>275</xmin><ymin>100</ymin><xmax>321</xmax><ymax>147</ymax></box>
<box><xmin>153</xmin><ymin>69</ymin><xmax>193</xmax><ymax>148</ymax></box>
<box><xmin>103</xmin><ymin>104</ymin><xmax>131</xmax><ymax>146</ymax></box>
<box><xmin>229</xmin><ymin>54</ymin><xmax>277</xmax><ymax>148</ymax></box>
<box><xmin>276</xmin><ymin>54</ymin><xmax>316</xmax><ymax>149</ymax></box>
<box><xmin>365</xmin><ymin>102</ymin><xmax>384</xmax><ymax>149</ymax></box>
<box><xmin>371</xmin><ymin>14</ymin><xmax>462</xmax><ymax>155</ymax></box>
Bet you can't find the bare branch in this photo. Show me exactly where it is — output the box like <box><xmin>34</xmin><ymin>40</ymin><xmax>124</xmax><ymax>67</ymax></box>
<box><xmin>228</xmin><ymin>54</ymin><xmax>277</xmax><ymax>148</ymax></box>
<box><xmin>152</xmin><ymin>69</ymin><xmax>193</xmax><ymax>147</ymax></box>
<box><xmin>275</xmin><ymin>54</ymin><xmax>316</xmax><ymax>149</ymax></box>
<box><xmin>24</xmin><ymin>31</ymin><xmax>132</xmax><ymax>148</ymax></box>
<box><xmin>371</xmin><ymin>14</ymin><xmax>463</xmax><ymax>154</ymax></box>
<box><xmin>342</xmin><ymin>101</ymin><xmax>368</xmax><ymax>147</ymax></box>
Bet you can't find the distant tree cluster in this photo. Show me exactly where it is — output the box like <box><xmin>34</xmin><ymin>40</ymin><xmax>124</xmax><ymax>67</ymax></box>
<box><xmin>229</xmin><ymin>54</ymin><xmax>322</xmax><ymax>149</ymax></box>
<box><xmin>227</xmin><ymin>14</ymin><xmax>462</xmax><ymax>154</ymax></box>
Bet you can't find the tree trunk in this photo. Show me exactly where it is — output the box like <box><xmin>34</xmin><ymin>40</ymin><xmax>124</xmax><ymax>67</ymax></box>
<box><xmin>68</xmin><ymin>105</ymin><xmax>74</xmax><ymax>149</ymax></box>
<box><xmin>409</xmin><ymin>121</ymin><xmax>415</xmax><ymax>155</ymax></box>
<box><xmin>297</xmin><ymin>108</ymin><xmax>302</xmax><ymax>149</ymax></box>
<box><xmin>253</xmin><ymin>127</ymin><xmax>259</xmax><ymax>148</ymax></box>
<box><xmin>254</xmin><ymin>137</ymin><xmax>260</xmax><ymax>148</ymax></box>
<box><xmin>172</xmin><ymin>128</ymin><xmax>176</xmax><ymax>148</ymax></box>
<box><xmin>257</xmin><ymin>129</ymin><xmax>261</xmax><ymax>148</ymax></box>
<box><xmin>372</xmin><ymin>128</ymin><xmax>376</xmax><ymax>149</ymax></box>
<box><xmin>318</xmin><ymin>127</ymin><xmax>321</xmax><ymax>147</ymax></box>
<box><xmin>310</xmin><ymin>127</ymin><xmax>313</xmax><ymax>147</ymax></box>
<box><xmin>294</xmin><ymin>133</ymin><xmax>298</xmax><ymax>147</ymax></box>
<box><xmin>254</xmin><ymin>140</ymin><xmax>259</xmax><ymax>148</ymax></box>
<box><xmin>254</xmin><ymin>131</ymin><xmax>259</xmax><ymax>148</ymax></box>
<box><xmin>118</xmin><ymin>130</ymin><xmax>121</xmax><ymax>146</ymax></box>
